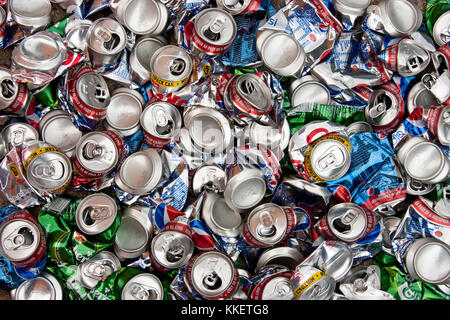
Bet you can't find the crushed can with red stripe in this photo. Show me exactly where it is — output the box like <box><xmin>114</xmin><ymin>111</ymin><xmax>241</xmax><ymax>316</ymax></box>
<box><xmin>423</xmin><ymin>105</ymin><xmax>450</xmax><ymax>146</ymax></box>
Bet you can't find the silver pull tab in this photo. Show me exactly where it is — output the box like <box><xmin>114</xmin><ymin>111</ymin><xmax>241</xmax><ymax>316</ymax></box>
<box><xmin>353</xmin><ymin>278</ymin><xmax>368</xmax><ymax>293</ymax></box>
<box><xmin>203</xmin><ymin>17</ymin><xmax>225</xmax><ymax>41</ymax></box>
<box><xmin>315</xmin><ymin>146</ymin><xmax>345</xmax><ymax>170</ymax></box>
<box><xmin>152</xmin><ymin>106</ymin><xmax>173</xmax><ymax>135</ymax></box>
<box><xmin>1</xmin><ymin>79</ymin><xmax>16</xmax><ymax>99</ymax></box>
<box><xmin>368</xmin><ymin>101</ymin><xmax>387</xmax><ymax>119</ymax></box>
<box><xmin>11</xmin><ymin>129</ymin><xmax>25</xmax><ymax>146</ymax></box>
<box><xmin>256</xmin><ymin>211</ymin><xmax>276</xmax><ymax>237</ymax></box>
<box><xmin>31</xmin><ymin>160</ymin><xmax>65</xmax><ymax>181</ymax></box>
<box><xmin>224</xmin><ymin>0</ymin><xmax>241</xmax><ymax>6</ymax></box>
<box><xmin>82</xmin><ymin>141</ymin><xmax>104</xmax><ymax>160</ymax></box>
<box><xmin>406</xmin><ymin>55</ymin><xmax>423</xmax><ymax>73</ymax></box>
<box><xmin>3</xmin><ymin>226</ymin><xmax>34</xmax><ymax>251</ymax></box>
<box><xmin>332</xmin><ymin>209</ymin><xmax>360</xmax><ymax>235</ymax></box>
<box><xmin>88</xmin><ymin>205</ymin><xmax>112</xmax><ymax>221</ymax></box>
<box><xmin>169</xmin><ymin>58</ymin><xmax>186</xmax><ymax>77</ymax></box>
<box><xmin>94</xmin><ymin>26</ymin><xmax>120</xmax><ymax>51</ymax></box>
<box><xmin>421</xmin><ymin>73</ymin><xmax>437</xmax><ymax>90</ymax></box>
<box><xmin>84</xmin><ymin>262</ymin><xmax>107</xmax><ymax>278</ymax></box>
<box><xmin>440</xmin><ymin>26</ymin><xmax>450</xmax><ymax>44</ymax></box>
<box><xmin>202</xmin><ymin>257</ymin><xmax>222</xmax><ymax>290</ymax></box>
<box><xmin>129</xmin><ymin>283</ymin><xmax>159</xmax><ymax>300</ymax></box>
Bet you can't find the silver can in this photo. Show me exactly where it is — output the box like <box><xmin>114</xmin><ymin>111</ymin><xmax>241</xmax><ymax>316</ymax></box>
<box><xmin>11</xmin><ymin>31</ymin><xmax>67</xmax><ymax>84</ymax></box>
<box><xmin>406</xmin><ymin>81</ymin><xmax>439</xmax><ymax>114</ymax></box>
<box><xmin>223</xmin><ymin>164</ymin><xmax>266</xmax><ymax>212</ymax></box>
<box><xmin>64</xmin><ymin>18</ymin><xmax>92</xmax><ymax>51</ymax></box>
<box><xmin>184</xmin><ymin>250</ymin><xmax>239</xmax><ymax>300</ymax></box>
<box><xmin>255</xmin><ymin>246</ymin><xmax>305</xmax><ymax>273</ymax></box>
<box><xmin>110</xmin><ymin>0</ymin><xmax>169</xmax><ymax>35</ymax></box>
<box><xmin>114</xmin><ymin>205</ymin><xmax>153</xmax><ymax>260</ymax></box>
<box><xmin>256</xmin><ymin>30</ymin><xmax>306</xmax><ymax>78</ymax></box>
<box><xmin>150</xmin><ymin>45</ymin><xmax>193</xmax><ymax>95</ymax></box>
<box><xmin>9</xmin><ymin>0</ymin><xmax>51</xmax><ymax>29</ymax></box>
<box><xmin>346</xmin><ymin>121</ymin><xmax>373</xmax><ymax>137</ymax></box>
<box><xmin>22</xmin><ymin>141</ymin><xmax>73</xmax><ymax>194</ymax></box>
<box><xmin>104</xmin><ymin>88</ymin><xmax>144</xmax><ymax>137</ymax></box>
<box><xmin>289</xmin><ymin>76</ymin><xmax>331</xmax><ymax>107</ymax></box>
<box><xmin>201</xmin><ymin>191</ymin><xmax>242</xmax><ymax>238</ymax></box>
<box><xmin>249</xmin><ymin>268</ymin><xmax>295</xmax><ymax>300</ymax></box>
<box><xmin>11</xmin><ymin>272</ymin><xmax>63</xmax><ymax>300</ymax></box>
<box><xmin>242</xmin><ymin>203</ymin><xmax>297</xmax><ymax>248</ymax></box>
<box><xmin>73</xmin><ymin>130</ymin><xmax>123</xmax><ymax>178</ymax></box>
<box><xmin>150</xmin><ymin>216</ymin><xmax>194</xmax><ymax>272</ymax></box>
<box><xmin>114</xmin><ymin>148</ymin><xmax>163</xmax><ymax>195</ymax></box>
<box><xmin>86</xmin><ymin>18</ymin><xmax>127</xmax><ymax>71</ymax></box>
<box><xmin>75</xmin><ymin>193</ymin><xmax>118</xmax><ymax>236</ymax></box>
<box><xmin>374</xmin><ymin>0</ymin><xmax>422</xmax><ymax>37</ymax></box>
<box><xmin>39</xmin><ymin>109</ymin><xmax>82</xmax><ymax>158</ymax></box>
<box><xmin>215</xmin><ymin>0</ymin><xmax>258</xmax><ymax>15</ymax></box>
<box><xmin>121</xmin><ymin>273</ymin><xmax>164</xmax><ymax>300</ymax></box>
<box><xmin>183</xmin><ymin>106</ymin><xmax>233</xmax><ymax>154</ymax></box>
<box><xmin>290</xmin><ymin>265</ymin><xmax>336</xmax><ymax>300</ymax></box>
<box><xmin>140</xmin><ymin>101</ymin><xmax>182</xmax><ymax>149</ymax></box>
<box><xmin>421</xmin><ymin>70</ymin><xmax>450</xmax><ymax>104</ymax></box>
<box><xmin>435</xmin><ymin>186</ymin><xmax>450</xmax><ymax>219</ymax></box>
<box><xmin>192</xmin><ymin>164</ymin><xmax>227</xmax><ymax>196</ymax></box>
<box><xmin>129</xmin><ymin>36</ymin><xmax>167</xmax><ymax>85</ymax></box>
<box><xmin>381</xmin><ymin>39</ymin><xmax>430</xmax><ymax>77</ymax></box>
<box><xmin>406</xmin><ymin>176</ymin><xmax>435</xmax><ymax>196</ymax></box>
<box><xmin>381</xmin><ymin>216</ymin><xmax>402</xmax><ymax>254</ymax></box>
<box><xmin>246</xmin><ymin>117</ymin><xmax>290</xmax><ymax>158</ymax></box>
<box><xmin>77</xmin><ymin>251</ymin><xmax>122</xmax><ymax>289</ymax></box>
<box><xmin>0</xmin><ymin>66</ymin><xmax>31</xmax><ymax>115</ymax></box>
<box><xmin>423</xmin><ymin>105</ymin><xmax>450</xmax><ymax>147</ymax></box>
<box><xmin>190</xmin><ymin>8</ymin><xmax>237</xmax><ymax>58</ymax></box>
<box><xmin>1</xmin><ymin>122</ymin><xmax>39</xmax><ymax>152</ymax></box>
<box><xmin>333</xmin><ymin>0</ymin><xmax>372</xmax><ymax>17</ymax></box>
<box><xmin>403</xmin><ymin>238</ymin><xmax>450</xmax><ymax>285</ymax></box>
<box><xmin>432</xmin><ymin>10</ymin><xmax>450</xmax><ymax>47</ymax></box>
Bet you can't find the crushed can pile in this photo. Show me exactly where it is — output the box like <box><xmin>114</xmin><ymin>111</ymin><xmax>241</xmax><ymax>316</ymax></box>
<box><xmin>0</xmin><ymin>0</ymin><xmax>449</xmax><ymax>301</ymax></box>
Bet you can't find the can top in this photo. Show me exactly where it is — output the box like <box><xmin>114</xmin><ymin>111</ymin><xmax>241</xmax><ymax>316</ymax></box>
<box><xmin>151</xmin><ymin>229</ymin><xmax>194</xmax><ymax>269</ymax></box>
<box><xmin>381</xmin><ymin>0</ymin><xmax>422</xmax><ymax>37</ymax></box>
<box><xmin>308</xmin><ymin>135</ymin><xmax>351</xmax><ymax>181</ymax></box>
<box><xmin>106</xmin><ymin>88</ymin><xmax>144</xmax><ymax>131</ymax></box>
<box><xmin>365</xmin><ymin>88</ymin><xmax>400</xmax><ymax>127</ymax></box>
<box><xmin>87</xmin><ymin>18</ymin><xmax>127</xmax><ymax>55</ymax></box>
<box><xmin>64</xmin><ymin>18</ymin><xmax>92</xmax><ymax>51</ymax></box>
<box><xmin>433</xmin><ymin>11</ymin><xmax>450</xmax><ymax>47</ymax></box>
<box><xmin>406</xmin><ymin>238</ymin><xmax>450</xmax><ymax>284</ymax></box>
<box><xmin>255</xmin><ymin>246</ymin><xmax>305</xmax><ymax>273</ymax></box>
<box><xmin>78</xmin><ymin>251</ymin><xmax>121</xmax><ymax>289</ymax></box>
<box><xmin>202</xmin><ymin>191</ymin><xmax>242</xmax><ymax>238</ymax></box>
<box><xmin>397</xmin><ymin>39</ymin><xmax>430</xmax><ymax>77</ymax></box>
<box><xmin>216</xmin><ymin>0</ymin><xmax>250</xmax><ymax>15</ymax></box>
<box><xmin>248</xmin><ymin>118</ymin><xmax>290</xmax><ymax>153</ymax></box>
<box><xmin>120</xmin><ymin>0</ymin><xmax>163</xmax><ymax>35</ymax></box>
<box><xmin>39</xmin><ymin>109</ymin><xmax>82</xmax><ymax>153</ymax></box>
<box><xmin>290</xmin><ymin>80</ymin><xmax>331</xmax><ymax>107</ymax></box>
<box><xmin>115</xmin><ymin>148</ymin><xmax>163</xmax><ymax>195</ymax></box>
<box><xmin>0</xmin><ymin>67</ymin><xmax>19</xmax><ymax>108</ymax></box>
<box><xmin>114</xmin><ymin>206</ymin><xmax>152</xmax><ymax>255</ymax></box>
<box><xmin>246</xmin><ymin>203</ymin><xmax>289</xmax><ymax>245</ymax></box>
<box><xmin>150</xmin><ymin>45</ymin><xmax>192</xmax><ymax>82</ymax></box>
<box><xmin>1</xmin><ymin>122</ymin><xmax>39</xmax><ymax>152</ymax></box>
<box><xmin>437</xmin><ymin>105</ymin><xmax>450</xmax><ymax>146</ymax></box>
<box><xmin>224</xmin><ymin>166</ymin><xmax>266</xmax><ymax>210</ymax></box>
<box><xmin>25</xmin><ymin>143</ymin><xmax>72</xmax><ymax>192</ymax></box>
<box><xmin>76</xmin><ymin>131</ymin><xmax>120</xmax><ymax>174</ymax></box>
<box><xmin>406</xmin><ymin>177</ymin><xmax>435</xmax><ymax>196</ymax></box>
<box><xmin>260</xmin><ymin>274</ymin><xmax>295</xmax><ymax>300</ymax></box>
<box><xmin>406</xmin><ymin>82</ymin><xmax>439</xmax><ymax>114</ymax></box>
<box><xmin>345</xmin><ymin>121</ymin><xmax>373</xmax><ymax>137</ymax></box>
<box><xmin>403</xmin><ymin>141</ymin><xmax>446</xmax><ymax>183</ymax></box>
<box><xmin>183</xmin><ymin>106</ymin><xmax>233</xmax><ymax>154</ymax></box>
<box><xmin>188</xmin><ymin>250</ymin><xmax>237</xmax><ymax>299</ymax></box>
<box><xmin>12</xmin><ymin>31</ymin><xmax>66</xmax><ymax>72</ymax></box>
<box><xmin>194</xmin><ymin>8</ymin><xmax>237</xmax><ymax>47</ymax></box>
<box><xmin>13</xmin><ymin>272</ymin><xmax>63</xmax><ymax>300</ymax></box>
<box><xmin>140</xmin><ymin>102</ymin><xmax>182</xmax><ymax>139</ymax></box>
<box><xmin>9</xmin><ymin>0</ymin><xmax>51</xmax><ymax>27</ymax></box>
<box><xmin>327</xmin><ymin>203</ymin><xmax>368</xmax><ymax>242</ymax></box>
<box><xmin>193</xmin><ymin>164</ymin><xmax>227</xmax><ymax>196</ymax></box>
<box><xmin>235</xmin><ymin>74</ymin><xmax>272</xmax><ymax>113</ymax></box>
<box><xmin>0</xmin><ymin>217</ymin><xmax>41</xmax><ymax>262</ymax></box>
<box><xmin>130</xmin><ymin>36</ymin><xmax>166</xmax><ymax>79</ymax></box>
<box><xmin>75</xmin><ymin>193</ymin><xmax>118</xmax><ymax>235</ymax></box>
<box><xmin>121</xmin><ymin>273</ymin><xmax>164</xmax><ymax>300</ymax></box>
<box><xmin>76</xmin><ymin>72</ymin><xmax>111</xmax><ymax>110</ymax></box>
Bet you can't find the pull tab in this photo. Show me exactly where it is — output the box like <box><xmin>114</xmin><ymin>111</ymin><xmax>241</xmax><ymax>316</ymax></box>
<box><xmin>11</xmin><ymin>129</ymin><xmax>25</xmax><ymax>146</ymax></box>
<box><xmin>3</xmin><ymin>226</ymin><xmax>35</xmax><ymax>251</ymax></box>
<box><xmin>1</xmin><ymin>79</ymin><xmax>16</xmax><ymax>99</ymax></box>
<box><xmin>202</xmin><ymin>257</ymin><xmax>222</xmax><ymax>290</ymax></box>
<box><xmin>353</xmin><ymin>277</ymin><xmax>368</xmax><ymax>293</ymax></box>
<box><xmin>82</xmin><ymin>205</ymin><xmax>112</xmax><ymax>226</ymax></box>
<box><xmin>315</xmin><ymin>146</ymin><xmax>345</xmax><ymax>170</ymax></box>
<box><xmin>240</xmin><ymin>78</ymin><xmax>256</xmax><ymax>96</ymax></box>
<box><xmin>203</xmin><ymin>17</ymin><xmax>225</xmax><ymax>41</ymax></box>
<box><xmin>421</xmin><ymin>73</ymin><xmax>437</xmax><ymax>90</ymax></box>
<box><xmin>152</xmin><ymin>106</ymin><xmax>173</xmax><ymax>135</ymax></box>
<box><xmin>94</xmin><ymin>26</ymin><xmax>120</xmax><ymax>51</ymax></box>
<box><xmin>224</xmin><ymin>0</ymin><xmax>240</xmax><ymax>6</ymax></box>
<box><xmin>406</xmin><ymin>55</ymin><xmax>423</xmax><ymax>73</ymax></box>
<box><xmin>129</xmin><ymin>283</ymin><xmax>159</xmax><ymax>300</ymax></box>
<box><xmin>169</xmin><ymin>58</ymin><xmax>186</xmax><ymax>77</ymax></box>
<box><xmin>332</xmin><ymin>210</ymin><xmax>359</xmax><ymax>234</ymax></box>
<box><xmin>273</xmin><ymin>280</ymin><xmax>291</xmax><ymax>298</ymax></box>
<box><xmin>163</xmin><ymin>236</ymin><xmax>184</xmax><ymax>263</ymax></box>
<box><xmin>368</xmin><ymin>100</ymin><xmax>387</xmax><ymax>119</ymax></box>
<box><xmin>409</xmin><ymin>179</ymin><xmax>429</xmax><ymax>193</ymax></box>
<box><xmin>31</xmin><ymin>160</ymin><xmax>65</xmax><ymax>181</ymax></box>
<box><xmin>256</xmin><ymin>211</ymin><xmax>276</xmax><ymax>237</ymax></box>
<box><xmin>376</xmin><ymin>204</ymin><xmax>396</xmax><ymax>216</ymax></box>
<box><xmin>82</xmin><ymin>141</ymin><xmax>103</xmax><ymax>160</ymax></box>
<box><xmin>94</xmin><ymin>84</ymin><xmax>108</xmax><ymax>103</ymax></box>
<box><xmin>435</xmin><ymin>186</ymin><xmax>450</xmax><ymax>218</ymax></box>
<box><xmin>83</xmin><ymin>262</ymin><xmax>107</xmax><ymax>278</ymax></box>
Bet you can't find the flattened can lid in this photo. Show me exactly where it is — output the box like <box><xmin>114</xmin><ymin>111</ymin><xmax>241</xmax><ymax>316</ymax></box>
<box><xmin>12</xmin><ymin>31</ymin><xmax>66</xmax><ymax>72</ymax></box>
<box><xmin>185</xmin><ymin>250</ymin><xmax>239</xmax><ymax>299</ymax></box>
<box><xmin>396</xmin><ymin>39</ymin><xmax>430</xmax><ymax>77</ymax></box>
<box><xmin>433</xmin><ymin>11</ymin><xmax>450</xmax><ymax>47</ymax></box>
<box><xmin>9</xmin><ymin>0</ymin><xmax>51</xmax><ymax>28</ymax></box>
<box><xmin>121</xmin><ymin>273</ymin><xmax>164</xmax><ymax>300</ymax></box>
<box><xmin>202</xmin><ymin>191</ymin><xmax>242</xmax><ymax>238</ymax></box>
<box><xmin>119</xmin><ymin>0</ymin><xmax>164</xmax><ymax>35</ymax></box>
<box><xmin>39</xmin><ymin>109</ymin><xmax>82</xmax><ymax>155</ymax></box>
<box><xmin>13</xmin><ymin>272</ymin><xmax>63</xmax><ymax>300</ymax></box>
<box><xmin>192</xmin><ymin>164</ymin><xmax>227</xmax><ymax>196</ymax></box>
<box><xmin>291</xmin><ymin>265</ymin><xmax>335</xmax><ymax>300</ymax></box>
<box><xmin>346</xmin><ymin>121</ymin><xmax>373</xmax><ymax>137</ymax></box>
<box><xmin>140</xmin><ymin>102</ymin><xmax>182</xmax><ymax>140</ymax></box>
<box><xmin>75</xmin><ymin>193</ymin><xmax>118</xmax><ymax>235</ymax></box>
<box><xmin>130</xmin><ymin>36</ymin><xmax>166</xmax><ymax>83</ymax></box>
<box><xmin>406</xmin><ymin>82</ymin><xmax>439</xmax><ymax>114</ymax></box>
<box><xmin>114</xmin><ymin>148</ymin><xmax>163</xmax><ymax>195</ymax></box>
<box><xmin>379</xmin><ymin>0</ymin><xmax>422</xmax><ymax>37</ymax></box>
<box><xmin>255</xmin><ymin>247</ymin><xmax>304</xmax><ymax>273</ymax></box>
<box><xmin>78</xmin><ymin>251</ymin><xmax>121</xmax><ymax>289</ymax></box>
<box><xmin>405</xmin><ymin>238</ymin><xmax>450</xmax><ymax>284</ymax></box>
<box><xmin>114</xmin><ymin>206</ymin><xmax>152</xmax><ymax>260</ymax></box>
<box><xmin>105</xmin><ymin>88</ymin><xmax>144</xmax><ymax>136</ymax></box>
<box><xmin>327</xmin><ymin>203</ymin><xmax>368</xmax><ymax>242</ymax></box>
<box><xmin>224</xmin><ymin>165</ymin><xmax>266</xmax><ymax>211</ymax></box>
<box><xmin>87</xmin><ymin>18</ymin><xmax>127</xmax><ymax>55</ymax></box>
<box><xmin>150</xmin><ymin>45</ymin><xmax>192</xmax><ymax>84</ymax></box>
<box><xmin>305</xmin><ymin>134</ymin><xmax>352</xmax><ymax>182</ymax></box>
<box><xmin>75</xmin><ymin>72</ymin><xmax>110</xmax><ymax>112</ymax></box>
<box><xmin>290</xmin><ymin>79</ymin><xmax>331</xmax><ymax>107</ymax></box>
<box><xmin>1</xmin><ymin>122</ymin><xmax>39</xmax><ymax>152</ymax></box>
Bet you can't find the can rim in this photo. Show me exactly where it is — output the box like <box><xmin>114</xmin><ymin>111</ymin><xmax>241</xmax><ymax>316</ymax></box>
<box><xmin>403</xmin><ymin>141</ymin><xmax>447</xmax><ymax>183</ymax></box>
<box><xmin>86</xmin><ymin>18</ymin><xmax>127</xmax><ymax>55</ymax></box>
<box><xmin>75</xmin><ymin>193</ymin><xmax>118</xmax><ymax>235</ymax></box>
<box><xmin>9</xmin><ymin>0</ymin><xmax>52</xmax><ymax>27</ymax></box>
<box><xmin>140</xmin><ymin>102</ymin><xmax>182</xmax><ymax>139</ymax></box>
<box><xmin>150</xmin><ymin>230</ymin><xmax>195</xmax><ymax>269</ymax></box>
<box><xmin>255</xmin><ymin>246</ymin><xmax>305</xmax><ymax>273</ymax></box>
<box><xmin>129</xmin><ymin>36</ymin><xmax>166</xmax><ymax>82</ymax></box>
<box><xmin>106</xmin><ymin>88</ymin><xmax>144</xmax><ymax>132</ymax></box>
<box><xmin>121</xmin><ymin>273</ymin><xmax>164</xmax><ymax>300</ymax></box>
<box><xmin>14</xmin><ymin>272</ymin><xmax>63</xmax><ymax>300</ymax></box>
<box><xmin>326</xmin><ymin>202</ymin><xmax>368</xmax><ymax>242</ymax></box>
<box><xmin>150</xmin><ymin>45</ymin><xmax>193</xmax><ymax>83</ymax></box>
<box><xmin>193</xmin><ymin>8</ymin><xmax>237</xmax><ymax>47</ymax></box>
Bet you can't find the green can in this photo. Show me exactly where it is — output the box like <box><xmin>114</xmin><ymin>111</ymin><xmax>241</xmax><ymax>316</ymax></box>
<box><xmin>425</xmin><ymin>0</ymin><xmax>450</xmax><ymax>46</ymax></box>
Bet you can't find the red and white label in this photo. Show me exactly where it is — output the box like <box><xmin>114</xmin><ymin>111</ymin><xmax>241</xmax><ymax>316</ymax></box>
<box><xmin>425</xmin><ymin>105</ymin><xmax>444</xmax><ymax>138</ymax></box>
<box><xmin>412</xmin><ymin>198</ymin><xmax>450</xmax><ymax>227</ymax></box>
<box><xmin>250</xmin><ymin>270</ymin><xmax>293</xmax><ymax>300</ymax></box>
<box><xmin>191</xmin><ymin>28</ymin><xmax>232</xmax><ymax>56</ymax></box>
<box><xmin>4</xmin><ymin>82</ymin><xmax>29</xmax><ymax>114</ymax></box>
